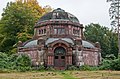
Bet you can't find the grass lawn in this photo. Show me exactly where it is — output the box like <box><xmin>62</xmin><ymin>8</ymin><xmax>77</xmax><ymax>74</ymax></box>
<box><xmin>0</xmin><ymin>71</ymin><xmax>120</xmax><ymax>79</ymax></box>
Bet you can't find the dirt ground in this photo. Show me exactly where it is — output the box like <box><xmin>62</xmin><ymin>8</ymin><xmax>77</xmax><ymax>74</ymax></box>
<box><xmin>0</xmin><ymin>71</ymin><xmax>120</xmax><ymax>79</ymax></box>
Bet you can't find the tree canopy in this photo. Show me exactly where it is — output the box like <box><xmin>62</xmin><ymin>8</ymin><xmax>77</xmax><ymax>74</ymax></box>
<box><xmin>84</xmin><ymin>23</ymin><xmax>118</xmax><ymax>58</ymax></box>
<box><xmin>0</xmin><ymin>0</ymin><xmax>52</xmax><ymax>53</ymax></box>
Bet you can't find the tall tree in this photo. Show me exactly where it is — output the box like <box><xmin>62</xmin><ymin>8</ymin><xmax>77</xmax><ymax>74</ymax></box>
<box><xmin>107</xmin><ymin>0</ymin><xmax>120</xmax><ymax>55</ymax></box>
<box><xmin>0</xmin><ymin>1</ymin><xmax>51</xmax><ymax>53</ymax></box>
<box><xmin>84</xmin><ymin>23</ymin><xmax>118</xmax><ymax>58</ymax></box>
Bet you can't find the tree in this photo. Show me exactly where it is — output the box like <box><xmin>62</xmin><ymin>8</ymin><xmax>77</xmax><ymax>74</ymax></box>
<box><xmin>84</xmin><ymin>23</ymin><xmax>118</xmax><ymax>58</ymax></box>
<box><xmin>0</xmin><ymin>1</ymin><xmax>51</xmax><ymax>53</ymax></box>
<box><xmin>107</xmin><ymin>0</ymin><xmax>119</xmax><ymax>27</ymax></box>
<box><xmin>107</xmin><ymin>0</ymin><xmax>120</xmax><ymax>55</ymax></box>
<box><xmin>43</xmin><ymin>5</ymin><xmax>53</xmax><ymax>13</ymax></box>
<box><xmin>16</xmin><ymin>0</ymin><xmax>46</xmax><ymax>19</ymax></box>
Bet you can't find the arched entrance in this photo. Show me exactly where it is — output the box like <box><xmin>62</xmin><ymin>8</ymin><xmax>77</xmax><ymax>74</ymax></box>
<box><xmin>54</xmin><ymin>47</ymin><xmax>66</xmax><ymax>69</ymax></box>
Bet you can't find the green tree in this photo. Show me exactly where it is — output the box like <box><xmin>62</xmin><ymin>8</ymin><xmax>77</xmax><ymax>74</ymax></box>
<box><xmin>84</xmin><ymin>23</ymin><xmax>118</xmax><ymax>58</ymax></box>
<box><xmin>107</xmin><ymin>0</ymin><xmax>120</xmax><ymax>55</ymax></box>
<box><xmin>0</xmin><ymin>1</ymin><xmax>51</xmax><ymax>53</ymax></box>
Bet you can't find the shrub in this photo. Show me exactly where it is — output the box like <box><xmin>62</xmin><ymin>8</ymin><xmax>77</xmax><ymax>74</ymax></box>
<box><xmin>78</xmin><ymin>65</ymin><xmax>99</xmax><ymax>71</ymax></box>
<box><xmin>67</xmin><ymin>65</ymin><xmax>78</xmax><ymax>70</ymax></box>
<box><xmin>15</xmin><ymin>54</ymin><xmax>32</xmax><ymax>71</ymax></box>
<box><xmin>0</xmin><ymin>52</ymin><xmax>32</xmax><ymax>72</ymax></box>
<box><xmin>16</xmin><ymin>66</ymin><xmax>32</xmax><ymax>72</ymax></box>
<box><xmin>8</xmin><ymin>54</ymin><xmax>18</xmax><ymax>69</ymax></box>
<box><xmin>79</xmin><ymin>65</ymin><xmax>92</xmax><ymax>71</ymax></box>
<box><xmin>99</xmin><ymin>59</ymin><xmax>112</xmax><ymax>70</ymax></box>
<box><xmin>0</xmin><ymin>52</ymin><xmax>9</xmax><ymax>69</ymax></box>
<box><xmin>105</xmin><ymin>54</ymin><xmax>116</xmax><ymax>60</ymax></box>
<box><xmin>46</xmin><ymin>66</ymin><xmax>55</xmax><ymax>71</ymax></box>
<box><xmin>38</xmin><ymin>65</ymin><xmax>45</xmax><ymax>71</ymax></box>
<box><xmin>99</xmin><ymin>56</ymin><xmax>120</xmax><ymax>70</ymax></box>
<box><xmin>110</xmin><ymin>57</ymin><xmax>120</xmax><ymax>70</ymax></box>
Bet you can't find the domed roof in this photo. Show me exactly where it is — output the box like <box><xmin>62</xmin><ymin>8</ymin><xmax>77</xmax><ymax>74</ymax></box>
<box><xmin>45</xmin><ymin>38</ymin><xmax>74</xmax><ymax>45</ymax></box>
<box><xmin>38</xmin><ymin>8</ymin><xmax>79</xmax><ymax>23</ymax></box>
<box><xmin>23</xmin><ymin>39</ymin><xmax>95</xmax><ymax>49</ymax></box>
<box><xmin>24</xmin><ymin>40</ymin><xmax>38</xmax><ymax>47</ymax></box>
<box><xmin>82</xmin><ymin>40</ymin><xmax>95</xmax><ymax>48</ymax></box>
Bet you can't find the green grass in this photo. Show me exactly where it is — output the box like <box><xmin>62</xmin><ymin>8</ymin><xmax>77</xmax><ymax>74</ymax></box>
<box><xmin>0</xmin><ymin>71</ymin><xmax>120</xmax><ymax>79</ymax></box>
<box><xmin>58</xmin><ymin>71</ymin><xmax>78</xmax><ymax>79</ymax></box>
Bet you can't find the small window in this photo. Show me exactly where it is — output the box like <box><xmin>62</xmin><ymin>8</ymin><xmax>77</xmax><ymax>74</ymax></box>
<box><xmin>61</xmin><ymin>56</ymin><xmax>65</xmax><ymax>59</ymax></box>
<box><xmin>44</xmin><ymin>29</ymin><xmax>46</xmax><ymax>33</ymax></box>
<box><xmin>54</xmin><ymin>28</ymin><xmax>65</xmax><ymax>35</ymax></box>
<box><xmin>53</xmin><ymin>12</ymin><xmax>57</xmax><ymax>19</ymax></box>
<box><xmin>61</xmin><ymin>28</ymin><xmax>65</xmax><ymax>34</ymax></box>
<box><xmin>39</xmin><ymin>30</ymin><xmax>41</xmax><ymax>34</ymax></box>
<box><xmin>57</xmin><ymin>28</ymin><xmax>61</xmax><ymax>34</ymax></box>
<box><xmin>55</xmin><ymin>56</ymin><xmax>58</xmax><ymax>59</ymax></box>
<box><xmin>54</xmin><ymin>28</ymin><xmax>57</xmax><ymax>34</ymax></box>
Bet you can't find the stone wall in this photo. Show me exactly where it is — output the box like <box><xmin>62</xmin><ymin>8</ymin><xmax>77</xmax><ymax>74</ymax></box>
<box><xmin>82</xmin><ymin>48</ymin><xmax>101</xmax><ymax>66</ymax></box>
<box><xmin>18</xmin><ymin>47</ymin><xmax>45</xmax><ymax>66</ymax></box>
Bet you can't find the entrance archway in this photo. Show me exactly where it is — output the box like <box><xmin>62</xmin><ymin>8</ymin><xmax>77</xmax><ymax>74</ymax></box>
<box><xmin>54</xmin><ymin>47</ymin><xmax>66</xmax><ymax>69</ymax></box>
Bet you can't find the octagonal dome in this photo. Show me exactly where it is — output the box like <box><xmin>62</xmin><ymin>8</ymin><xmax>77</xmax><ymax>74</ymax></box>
<box><xmin>38</xmin><ymin>8</ymin><xmax>79</xmax><ymax>23</ymax></box>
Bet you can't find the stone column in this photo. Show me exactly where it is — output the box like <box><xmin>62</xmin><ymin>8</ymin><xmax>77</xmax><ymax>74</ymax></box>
<box><xmin>47</xmin><ymin>47</ymin><xmax>54</xmax><ymax>66</ymax></box>
<box><xmin>75</xmin><ymin>46</ymin><xmax>84</xmax><ymax>66</ymax></box>
<box><xmin>66</xmin><ymin>47</ymin><xmax>72</xmax><ymax>66</ymax></box>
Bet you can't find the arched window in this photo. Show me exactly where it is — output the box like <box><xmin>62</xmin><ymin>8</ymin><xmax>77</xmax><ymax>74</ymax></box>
<box><xmin>54</xmin><ymin>47</ymin><xmax>66</xmax><ymax>55</ymax></box>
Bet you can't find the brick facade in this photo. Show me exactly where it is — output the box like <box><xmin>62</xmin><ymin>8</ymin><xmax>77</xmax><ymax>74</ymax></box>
<box><xmin>18</xmin><ymin>8</ymin><xmax>101</xmax><ymax>69</ymax></box>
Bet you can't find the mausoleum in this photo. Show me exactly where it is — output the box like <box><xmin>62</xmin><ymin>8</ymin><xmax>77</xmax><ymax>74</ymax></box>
<box><xmin>18</xmin><ymin>8</ymin><xmax>101</xmax><ymax>70</ymax></box>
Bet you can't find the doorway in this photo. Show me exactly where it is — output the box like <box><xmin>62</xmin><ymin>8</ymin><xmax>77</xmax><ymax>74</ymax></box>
<box><xmin>54</xmin><ymin>47</ymin><xmax>66</xmax><ymax>69</ymax></box>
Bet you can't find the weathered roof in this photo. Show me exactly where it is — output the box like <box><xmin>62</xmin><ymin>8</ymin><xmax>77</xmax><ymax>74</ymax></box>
<box><xmin>45</xmin><ymin>38</ymin><xmax>74</xmax><ymax>45</ymax></box>
<box><xmin>23</xmin><ymin>39</ymin><xmax>95</xmax><ymax>48</ymax></box>
<box><xmin>82</xmin><ymin>40</ymin><xmax>95</xmax><ymax>48</ymax></box>
<box><xmin>38</xmin><ymin>8</ymin><xmax>79</xmax><ymax>23</ymax></box>
<box><xmin>24</xmin><ymin>40</ymin><xmax>38</xmax><ymax>47</ymax></box>
<box><xmin>23</xmin><ymin>38</ymin><xmax>74</xmax><ymax>47</ymax></box>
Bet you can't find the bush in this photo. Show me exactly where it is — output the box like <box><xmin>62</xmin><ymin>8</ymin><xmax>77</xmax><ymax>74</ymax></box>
<box><xmin>0</xmin><ymin>69</ymin><xmax>11</xmax><ymax>73</ymax></box>
<box><xmin>16</xmin><ymin>66</ymin><xmax>32</xmax><ymax>72</ymax></box>
<box><xmin>46</xmin><ymin>66</ymin><xmax>55</xmax><ymax>71</ymax></box>
<box><xmin>105</xmin><ymin>54</ymin><xmax>116</xmax><ymax>60</ymax></box>
<box><xmin>99</xmin><ymin>56</ymin><xmax>120</xmax><ymax>70</ymax></box>
<box><xmin>110</xmin><ymin>57</ymin><xmax>120</xmax><ymax>70</ymax></box>
<box><xmin>0</xmin><ymin>52</ymin><xmax>32</xmax><ymax>72</ymax></box>
<box><xmin>0</xmin><ymin>52</ymin><xmax>9</xmax><ymax>69</ymax></box>
<box><xmin>7</xmin><ymin>54</ymin><xmax>18</xmax><ymax>69</ymax></box>
<box><xmin>38</xmin><ymin>65</ymin><xmax>45</xmax><ymax>71</ymax></box>
<box><xmin>15</xmin><ymin>54</ymin><xmax>32</xmax><ymax>71</ymax></box>
<box><xmin>99</xmin><ymin>59</ymin><xmax>112</xmax><ymax>70</ymax></box>
<box><xmin>79</xmin><ymin>65</ymin><xmax>92</xmax><ymax>71</ymax></box>
<box><xmin>67</xmin><ymin>65</ymin><xmax>78</xmax><ymax>70</ymax></box>
<box><xmin>78</xmin><ymin>65</ymin><xmax>99</xmax><ymax>71</ymax></box>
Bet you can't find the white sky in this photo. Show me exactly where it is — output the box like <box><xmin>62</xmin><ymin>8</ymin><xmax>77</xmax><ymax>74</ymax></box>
<box><xmin>0</xmin><ymin>0</ymin><xmax>111</xmax><ymax>28</ymax></box>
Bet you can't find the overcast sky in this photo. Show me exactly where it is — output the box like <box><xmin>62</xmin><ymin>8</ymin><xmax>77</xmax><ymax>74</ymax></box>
<box><xmin>0</xmin><ymin>0</ymin><xmax>111</xmax><ymax>28</ymax></box>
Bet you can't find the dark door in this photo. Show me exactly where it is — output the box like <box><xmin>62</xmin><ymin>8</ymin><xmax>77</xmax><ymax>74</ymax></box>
<box><xmin>54</xmin><ymin>47</ymin><xmax>66</xmax><ymax>68</ymax></box>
